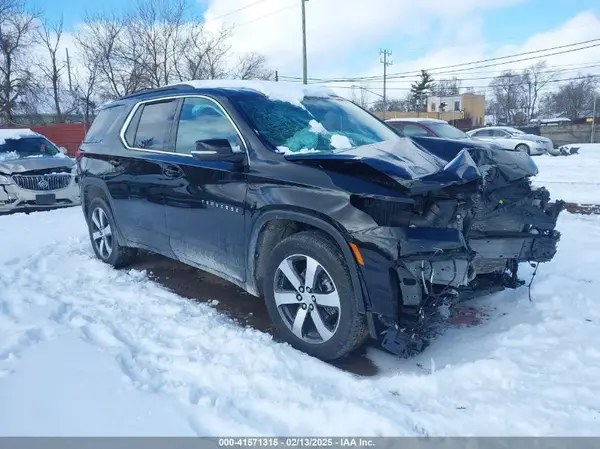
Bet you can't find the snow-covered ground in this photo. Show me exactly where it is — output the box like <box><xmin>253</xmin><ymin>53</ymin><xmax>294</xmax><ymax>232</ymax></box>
<box><xmin>533</xmin><ymin>143</ymin><xmax>600</xmax><ymax>204</ymax></box>
<box><xmin>1</xmin><ymin>146</ymin><xmax>600</xmax><ymax>437</ymax></box>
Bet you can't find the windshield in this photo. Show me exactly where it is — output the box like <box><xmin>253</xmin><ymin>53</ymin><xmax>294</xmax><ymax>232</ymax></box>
<box><xmin>0</xmin><ymin>137</ymin><xmax>59</xmax><ymax>160</ymax></box>
<box><xmin>425</xmin><ymin>122</ymin><xmax>469</xmax><ymax>139</ymax></box>
<box><xmin>233</xmin><ymin>96</ymin><xmax>399</xmax><ymax>153</ymax></box>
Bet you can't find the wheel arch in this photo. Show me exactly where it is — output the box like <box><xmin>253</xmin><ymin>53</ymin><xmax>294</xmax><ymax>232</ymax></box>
<box><xmin>81</xmin><ymin>178</ymin><xmax>127</xmax><ymax>244</ymax></box>
<box><xmin>247</xmin><ymin>208</ymin><xmax>368</xmax><ymax>315</ymax></box>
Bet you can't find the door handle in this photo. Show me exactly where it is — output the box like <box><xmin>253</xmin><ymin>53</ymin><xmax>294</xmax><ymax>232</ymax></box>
<box><xmin>163</xmin><ymin>165</ymin><xmax>183</xmax><ymax>178</ymax></box>
<box><xmin>108</xmin><ymin>159</ymin><xmax>121</xmax><ymax>167</ymax></box>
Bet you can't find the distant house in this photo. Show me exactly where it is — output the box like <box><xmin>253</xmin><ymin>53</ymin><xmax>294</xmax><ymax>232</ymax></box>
<box><xmin>426</xmin><ymin>93</ymin><xmax>486</xmax><ymax>127</ymax></box>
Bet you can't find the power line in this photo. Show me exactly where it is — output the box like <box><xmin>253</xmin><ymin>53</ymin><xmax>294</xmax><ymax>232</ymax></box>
<box><xmin>233</xmin><ymin>3</ymin><xmax>296</xmax><ymax>28</ymax></box>
<box><xmin>280</xmin><ymin>61</ymin><xmax>600</xmax><ymax>85</ymax></box>
<box><xmin>304</xmin><ymin>74</ymin><xmax>600</xmax><ymax>93</ymax></box>
<box><xmin>202</xmin><ymin>0</ymin><xmax>273</xmax><ymax>25</ymax></box>
<box><xmin>279</xmin><ymin>38</ymin><xmax>600</xmax><ymax>83</ymax></box>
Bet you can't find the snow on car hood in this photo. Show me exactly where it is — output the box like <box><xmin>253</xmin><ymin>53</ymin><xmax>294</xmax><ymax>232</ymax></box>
<box><xmin>285</xmin><ymin>136</ymin><xmax>539</xmax><ymax>193</ymax></box>
<box><xmin>517</xmin><ymin>134</ymin><xmax>552</xmax><ymax>143</ymax></box>
<box><xmin>0</xmin><ymin>154</ymin><xmax>74</xmax><ymax>174</ymax></box>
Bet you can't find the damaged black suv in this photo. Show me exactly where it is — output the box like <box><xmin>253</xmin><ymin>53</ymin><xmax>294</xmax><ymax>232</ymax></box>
<box><xmin>77</xmin><ymin>81</ymin><xmax>564</xmax><ymax>361</ymax></box>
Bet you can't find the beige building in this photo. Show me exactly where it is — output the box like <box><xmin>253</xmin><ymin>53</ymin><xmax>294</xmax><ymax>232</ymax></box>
<box><xmin>426</xmin><ymin>93</ymin><xmax>485</xmax><ymax>126</ymax></box>
<box><xmin>372</xmin><ymin>93</ymin><xmax>485</xmax><ymax>126</ymax></box>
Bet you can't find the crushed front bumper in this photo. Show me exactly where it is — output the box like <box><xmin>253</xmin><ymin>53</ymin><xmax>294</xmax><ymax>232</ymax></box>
<box><xmin>0</xmin><ymin>177</ymin><xmax>80</xmax><ymax>213</ymax></box>
<box><xmin>349</xmin><ymin>181</ymin><xmax>565</xmax><ymax>357</ymax></box>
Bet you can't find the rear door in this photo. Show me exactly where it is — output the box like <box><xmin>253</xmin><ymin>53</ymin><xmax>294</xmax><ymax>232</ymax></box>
<box><xmin>163</xmin><ymin>96</ymin><xmax>249</xmax><ymax>283</ymax></box>
<box><xmin>107</xmin><ymin>98</ymin><xmax>180</xmax><ymax>255</ymax></box>
<box><xmin>471</xmin><ymin>128</ymin><xmax>494</xmax><ymax>142</ymax></box>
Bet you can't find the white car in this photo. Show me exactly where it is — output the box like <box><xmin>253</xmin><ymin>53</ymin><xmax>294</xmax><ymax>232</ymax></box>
<box><xmin>466</xmin><ymin>126</ymin><xmax>556</xmax><ymax>155</ymax></box>
<box><xmin>0</xmin><ymin>129</ymin><xmax>80</xmax><ymax>213</ymax></box>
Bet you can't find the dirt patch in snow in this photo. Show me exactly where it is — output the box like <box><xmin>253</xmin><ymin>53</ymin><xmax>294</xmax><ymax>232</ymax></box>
<box><xmin>131</xmin><ymin>253</ymin><xmax>381</xmax><ymax>377</ymax></box>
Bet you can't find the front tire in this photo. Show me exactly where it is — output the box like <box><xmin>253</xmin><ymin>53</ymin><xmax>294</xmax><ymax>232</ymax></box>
<box><xmin>86</xmin><ymin>197</ymin><xmax>137</xmax><ymax>268</ymax></box>
<box><xmin>263</xmin><ymin>231</ymin><xmax>368</xmax><ymax>361</ymax></box>
<box><xmin>516</xmin><ymin>143</ymin><xmax>530</xmax><ymax>155</ymax></box>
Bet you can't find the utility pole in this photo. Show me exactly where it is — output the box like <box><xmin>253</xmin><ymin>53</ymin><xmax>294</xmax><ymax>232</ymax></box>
<box><xmin>379</xmin><ymin>49</ymin><xmax>392</xmax><ymax>119</ymax></box>
<box><xmin>301</xmin><ymin>0</ymin><xmax>309</xmax><ymax>84</ymax></box>
<box><xmin>66</xmin><ymin>48</ymin><xmax>73</xmax><ymax>91</ymax></box>
<box><xmin>592</xmin><ymin>93</ymin><xmax>597</xmax><ymax>144</ymax></box>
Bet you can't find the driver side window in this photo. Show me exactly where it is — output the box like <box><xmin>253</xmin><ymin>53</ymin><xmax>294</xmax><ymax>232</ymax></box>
<box><xmin>174</xmin><ymin>97</ymin><xmax>243</xmax><ymax>155</ymax></box>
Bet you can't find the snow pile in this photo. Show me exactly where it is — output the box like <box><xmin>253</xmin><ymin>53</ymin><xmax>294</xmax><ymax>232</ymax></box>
<box><xmin>1</xmin><ymin>206</ymin><xmax>600</xmax><ymax>436</ymax></box>
<box><xmin>330</xmin><ymin>135</ymin><xmax>353</xmax><ymax>150</ymax></box>
<box><xmin>0</xmin><ymin>129</ymin><xmax>39</xmax><ymax>145</ymax></box>
<box><xmin>171</xmin><ymin>80</ymin><xmax>335</xmax><ymax>107</ymax></box>
<box><xmin>534</xmin><ymin>143</ymin><xmax>600</xmax><ymax>204</ymax></box>
<box><xmin>309</xmin><ymin>119</ymin><xmax>327</xmax><ymax>134</ymax></box>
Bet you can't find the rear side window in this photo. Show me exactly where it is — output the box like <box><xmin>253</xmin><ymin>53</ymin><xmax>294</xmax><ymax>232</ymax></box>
<box><xmin>83</xmin><ymin>105</ymin><xmax>125</xmax><ymax>143</ymax></box>
<box><xmin>127</xmin><ymin>100</ymin><xmax>178</xmax><ymax>151</ymax></box>
<box><xmin>396</xmin><ymin>123</ymin><xmax>430</xmax><ymax>137</ymax></box>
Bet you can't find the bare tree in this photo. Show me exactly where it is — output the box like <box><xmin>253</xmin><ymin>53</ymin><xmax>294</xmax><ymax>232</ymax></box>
<box><xmin>549</xmin><ymin>74</ymin><xmax>599</xmax><ymax>119</ymax></box>
<box><xmin>36</xmin><ymin>15</ymin><xmax>67</xmax><ymax>121</ymax></box>
<box><xmin>129</xmin><ymin>0</ymin><xmax>188</xmax><ymax>87</ymax></box>
<box><xmin>76</xmin><ymin>12</ymin><xmax>148</xmax><ymax>100</ymax></box>
<box><xmin>0</xmin><ymin>0</ymin><xmax>39</xmax><ymax>123</ymax></box>
<box><xmin>172</xmin><ymin>24</ymin><xmax>232</xmax><ymax>81</ymax></box>
<box><xmin>433</xmin><ymin>77</ymin><xmax>461</xmax><ymax>97</ymax></box>
<box><xmin>522</xmin><ymin>61</ymin><xmax>555</xmax><ymax>119</ymax></box>
<box><xmin>232</xmin><ymin>52</ymin><xmax>273</xmax><ymax>80</ymax></box>
<box><xmin>489</xmin><ymin>70</ymin><xmax>528</xmax><ymax>123</ymax></box>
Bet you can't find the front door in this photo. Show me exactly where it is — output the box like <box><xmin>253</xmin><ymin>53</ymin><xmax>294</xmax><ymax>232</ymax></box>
<box><xmin>164</xmin><ymin>96</ymin><xmax>249</xmax><ymax>283</ymax></box>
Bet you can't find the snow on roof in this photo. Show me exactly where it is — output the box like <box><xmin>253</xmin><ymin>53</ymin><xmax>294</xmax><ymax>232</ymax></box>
<box><xmin>385</xmin><ymin>117</ymin><xmax>448</xmax><ymax>124</ymax></box>
<box><xmin>0</xmin><ymin>128</ymin><xmax>40</xmax><ymax>145</ymax></box>
<box><xmin>169</xmin><ymin>80</ymin><xmax>336</xmax><ymax>107</ymax></box>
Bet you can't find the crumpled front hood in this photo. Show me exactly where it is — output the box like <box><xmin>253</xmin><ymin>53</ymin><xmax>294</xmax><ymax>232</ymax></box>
<box><xmin>285</xmin><ymin>136</ymin><xmax>539</xmax><ymax>193</ymax></box>
<box><xmin>0</xmin><ymin>155</ymin><xmax>74</xmax><ymax>174</ymax></box>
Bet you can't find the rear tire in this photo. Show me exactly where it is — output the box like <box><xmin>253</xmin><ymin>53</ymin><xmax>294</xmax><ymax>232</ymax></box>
<box><xmin>263</xmin><ymin>231</ymin><xmax>368</xmax><ymax>361</ymax></box>
<box><xmin>86</xmin><ymin>197</ymin><xmax>137</xmax><ymax>268</ymax></box>
<box><xmin>516</xmin><ymin>143</ymin><xmax>530</xmax><ymax>155</ymax></box>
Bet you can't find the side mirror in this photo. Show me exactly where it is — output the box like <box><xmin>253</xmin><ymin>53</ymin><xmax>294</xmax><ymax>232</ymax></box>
<box><xmin>59</xmin><ymin>147</ymin><xmax>68</xmax><ymax>155</ymax></box>
<box><xmin>191</xmin><ymin>139</ymin><xmax>245</xmax><ymax>163</ymax></box>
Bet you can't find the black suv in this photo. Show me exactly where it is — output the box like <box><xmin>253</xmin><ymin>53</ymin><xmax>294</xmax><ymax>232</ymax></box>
<box><xmin>77</xmin><ymin>81</ymin><xmax>564</xmax><ymax>361</ymax></box>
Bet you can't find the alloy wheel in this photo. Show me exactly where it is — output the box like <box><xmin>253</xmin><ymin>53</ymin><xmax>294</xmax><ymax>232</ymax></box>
<box><xmin>91</xmin><ymin>207</ymin><xmax>113</xmax><ymax>259</ymax></box>
<box><xmin>273</xmin><ymin>254</ymin><xmax>341</xmax><ymax>344</ymax></box>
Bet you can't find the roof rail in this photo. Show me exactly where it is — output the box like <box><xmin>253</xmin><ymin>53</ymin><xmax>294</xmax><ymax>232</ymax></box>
<box><xmin>119</xmin><ymin>84</ymin><xmax>191</xmax><ymax>101</ymax></box>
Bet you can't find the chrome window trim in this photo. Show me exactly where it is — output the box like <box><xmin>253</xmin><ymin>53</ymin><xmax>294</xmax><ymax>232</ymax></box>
<box><xmin>118</xmin><ymin>94</ymin><xmax>249</xmax><ymax>160</ymax></box>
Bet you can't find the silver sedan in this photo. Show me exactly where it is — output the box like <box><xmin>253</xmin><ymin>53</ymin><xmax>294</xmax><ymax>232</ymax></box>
<box><xmin>466</xmin><ymin>126</ymin><xmax>557</xmax><ymax>155</ymax></box>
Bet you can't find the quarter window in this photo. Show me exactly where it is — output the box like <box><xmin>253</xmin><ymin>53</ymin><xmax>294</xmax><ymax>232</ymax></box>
<box><xmin>127</xmin><ymin>99</ymin><xmax>178</xmax><ymax>151</ymax></box>
<box><xmin>174</xmin><ymin>97</ymin><xmax>243</xmax><ymax>155</ymax></box>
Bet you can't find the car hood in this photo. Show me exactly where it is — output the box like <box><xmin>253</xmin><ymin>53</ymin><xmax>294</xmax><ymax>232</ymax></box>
<box><xmin>284</xmin><ymin>136</ymin><xmax>538</xmax><ymax>193</ymax></box>
<box><xmin>0</xmin><ymin>154</ymin><xmax>74</xmax><ymax>174</ymax></box>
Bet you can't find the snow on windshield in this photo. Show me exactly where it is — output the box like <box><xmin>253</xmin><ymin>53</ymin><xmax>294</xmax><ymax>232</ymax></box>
<box><xmin>0</xmin><ymin>136</ymin><xmax>62</xmax><ymax>159</ymax></box>
<box><xmin>235</xmin><ymin>96</ymin><xmax>399</xmax><ymax>154</ymax></box>
<box><xmin>0</xmin><ymin>129</ymin><xmax>39</xmax><ymax>145</ymax></box>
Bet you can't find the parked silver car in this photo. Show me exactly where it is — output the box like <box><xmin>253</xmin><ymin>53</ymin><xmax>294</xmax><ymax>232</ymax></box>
<box><xmin>465</xmin><ymin>126</ymin><xmax>557</xmax><ymax>155</ymax></box>
<box><xmin>0</xmin><ymin>129</ymin><xmax>80</xmax><ymax>213</ymax></box>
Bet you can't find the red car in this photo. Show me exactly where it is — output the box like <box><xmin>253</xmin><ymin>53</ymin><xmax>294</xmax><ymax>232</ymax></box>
<box><xmin>385</xmin><ymin>118</ymin><xmax>470</xmax><ymax>140</ymax></box>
